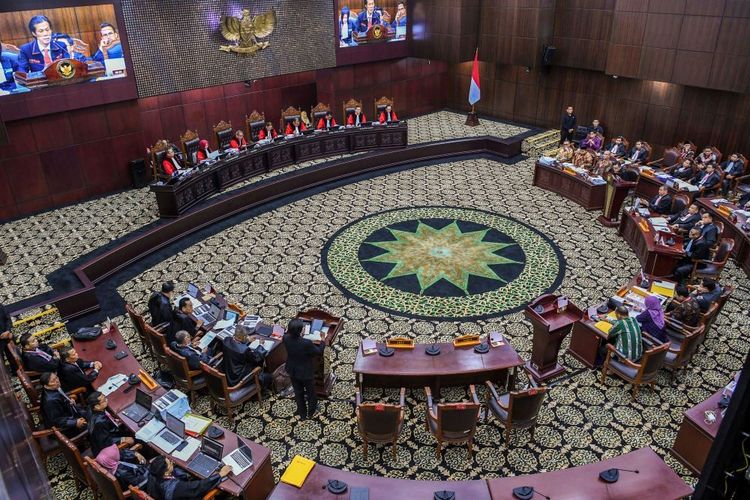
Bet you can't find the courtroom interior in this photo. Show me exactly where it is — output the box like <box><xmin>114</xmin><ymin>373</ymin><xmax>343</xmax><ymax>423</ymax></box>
<box><xmin>1</xmin><ymin>1</ymin><xmax>749</xmax><ymax>499</ymax></box>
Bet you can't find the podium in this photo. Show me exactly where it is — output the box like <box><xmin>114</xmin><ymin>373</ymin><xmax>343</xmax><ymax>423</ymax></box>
<box><xmin>597</xmin><ymin>173</ymin><xmax>636</xmax><ymax>227</ymax></box>
<box><xmin>353</xmin><ymin>24</ymin><xmax>395</xmax><ymax>44</ymax></box>
<box><xmin>523</xmin><ymin>294</ymin><xmax>583</xmax><ymax>382</ymax></box>
<box><xmin>295</xmin><ymin>308</ymin><xmax>343</xmax><ymax>397</ymax></box>
<box><xmin>13</xmin><ymin>58</ymin><xmax>105</xmax><ymax>89</ymax></box>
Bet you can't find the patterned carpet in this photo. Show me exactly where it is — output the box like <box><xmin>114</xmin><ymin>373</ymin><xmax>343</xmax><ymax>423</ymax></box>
<box><xmin>7</xmin><ymin>115</ymin><xmax>747</xmax><ymax>499</ymax></box>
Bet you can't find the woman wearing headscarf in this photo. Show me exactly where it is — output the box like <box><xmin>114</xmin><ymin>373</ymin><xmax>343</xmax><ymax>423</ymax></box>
<box><xmin>146</xmin><ymin>455</ymin><xmax>230</xmax><ymax>500</ymax></box>
<box><xmin>195</xmin><ymin>139</ymin><xmax>211</xmax><ymax>162</ymax></box>
<box><xmin>95</xmin><ymin>443</ymin><xmax>149</xmax><ymax>490</ymax></box>
<box><xmin>636</xmin><ymin>295</ymin><xmax>667</xmax><ymax>343</ymax></box>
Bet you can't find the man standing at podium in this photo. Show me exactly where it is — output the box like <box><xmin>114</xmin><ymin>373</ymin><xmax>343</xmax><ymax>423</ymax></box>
<box><xmin>357</xmin><ymin>0</ymin><xmax>382</xmax><ymax>33</ymax></box>
<box><xmin>18</xmin><ymin>15</ymin><xmax>83</xmax><ymax>73</ymax></box>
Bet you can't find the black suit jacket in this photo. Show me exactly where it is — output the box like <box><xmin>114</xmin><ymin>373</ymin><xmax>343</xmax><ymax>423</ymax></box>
<box><xmin>220</xmin><ymin>337</ymin><xmax>263</xmax><ymax>386</ymax></box>
<box><xmin>171</xmin><ymin>342</ymin><xmax>209</xmax><ymax>371</ymax></box>
<box><xmin>699</xmin><ymin>223</ymin><xmax>719</xmax><ymax>246</ymax></box>
<box><xmin>648</xmin><ymin>194</ymin><xmax>672</xmax><ymax>214</ymax></box>
<box><xmin>697</xmin><ymin>171</ymin><xmax>721</xmax><ymax>190</ymax></box>
<box><xmin>684</xmin><ymin>238</ymin><xmax>711</xmax><ymax>261</ymax></box>
<box><xmin>628</xmin><ymin>147</ymin><xmax>647</xmax><ymax>163</ymax></box>
<box><xmin>605</xmin><ymin>142</ymin><xmax>626</xmax><ymax>156</ymax></box>
<box><xmin>561</xmin><ymin>113</ymin><xmax>576</xmax><ymax>131</ymax></box>
<box><xmin>282</xmin><ymin>334</ymin><xmax>324</xmax><ymax>381</ymax></box>
<box><xmin>21</xmin><ymin>345</ymin><xmax>59</xmax><ymax>372</ymax></box>
<box><xmin>722</xmin><ymin>159</ymin><xmax>745</xmax><ymax>177</ymax></box>
<box><xmin>59</xmin><ymin>359</ymin><xmax>98</xmax><ymax>393</ymax></box>
<box><xmin>40</xmin><ymin>388</ymin><xmax>84</xmax><ymax>437</ymax></box>
<box><xmin>88</xmin><ymin>409</ymin><xmax>128</xmax><ymax>456</ymax></box>
<box><xmin>169</xmin><ymin>309</ymin><xmax>197</xmax><ymax>345</ymax></box>
<box><xmin>668</xmin><ymin>211</ymin><xmax>700</xmax><ymax>231</ymax></box>
<box><xmin>148</xmin><ymin>293</ymin><xmax>172</xmax><ymax>327</ymax></box>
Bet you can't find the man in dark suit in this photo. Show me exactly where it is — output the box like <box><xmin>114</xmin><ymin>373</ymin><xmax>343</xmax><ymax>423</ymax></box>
<box><xmin>697</xmin><ymin>212</ymin><xmax>719</xmax><ymax>246</ymax></box>
<box><xmin>604</xmin><ymin>136</ymin><xmax>626</xmax><ymax>157</ymax></box>
<box><xmin>692</xmin><ymin>279</ymin><xmax>722</xmax><ymax>313</ymax></box>
<box><xmin>58</xmin><ymin>345</ymin><xmax>101</xmax><ymax>393</ymax></box>
<box><xmin>169</xmin><ymin>297</ymin><xmax>202</xmax><ymax>346</ymax></box>
<box><xmin>356</xmin><ymin>0</ymin><xmax>382</xmax><ymax>32</ymax></box>
<box><xmin>19</xmin><ymin>332</ymin><xmax>59</xmax><ymax>373</ymax></box>
<box><xmin>560</xmin><ymin>105</ymin><xmax>576</xmax><ymax>143</ymax></box>
<box><xmin>691</xmin><ymin>163</ymin><xmax>721</xmax><ymax>192</ymax></box>
<box><xmin>86</xmin><ymin>391</ymin><xmax>134</xmax><ymax>456</ymax></box>
<box><xmin>0</xmin><ymin>302</ymin><xmax>16</xmax><ymax>374</ymax></box>
<box><xmin>673</xmin><ymin>228</ymin><xmax>712</xmax><ymax>281</ymax></box>
<box><xmin>668</xmin><ymin>203</ymin><xmax>701</xmax><ymax>233</ymax></box>
<box><xmin>590</xmin><ymin>119</ymin><xmax>604</xmax><ymax>136</ymax></box>
<box><xmin>171</xmin><ymin>330</ymin><xmax>210</xmax><ymax>370</ymax></box>
<box><xmin>648</xmin><ymin>185</ymin><xmax>672</xmax><ymax>215</ymax></box>
<box><xmin>283</xmin><ymin>318</ymin><xmax>324</xmax><ymax>420</ymax></box>
<box><xmin>220</xmin><ymin>325</ymin><xmax>265</xmax><ymax>387</ymax></box>
<box><xmin>148</xmin><ymin>282</ymin><xmax>174</xmax><ymax>327</ymax></box>
<box><xmin>39</xmin><ymin>372</ymin><xmax>87</xmax><ymax>438</ymax></box>
<box><xmin>721</xmin><ymin>153</ymin><xmax>745</xmax><ymax>195</ymax></box>
<box><xmin>627</xmin><ymin>140</ymin><xmax>648</xmax><ymax>164</ymax></box>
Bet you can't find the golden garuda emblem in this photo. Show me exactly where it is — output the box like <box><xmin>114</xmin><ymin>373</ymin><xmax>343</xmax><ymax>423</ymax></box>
<box><xmin>57</xmin><ymin>60</ymin><xmax>75</xmax><ymax>79</ymax></box>
<box><xmin>219</xmin><ymin>8</ymin><xmax>276</xmax><ymax>56</ymax></box>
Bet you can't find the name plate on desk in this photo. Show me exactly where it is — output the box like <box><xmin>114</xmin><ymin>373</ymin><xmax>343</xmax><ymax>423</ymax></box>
<box><xmin>386</xmin><ymin>337</ymin><xmax>414</xmax><ymax>349</ymax></box>
<box><xmin>361</xmin><ymin>338</ymin><xmax>377</xmax><ymax>356</ymax></box>
<box><xmin>453</xmin><ymin>334</ymin><xmax>481</xmax><ymax>347</ymax></box>
<box><xmin>489</xmin><ymin>332</ymin><xmax>506</xmax><ymax>348</ymax></box>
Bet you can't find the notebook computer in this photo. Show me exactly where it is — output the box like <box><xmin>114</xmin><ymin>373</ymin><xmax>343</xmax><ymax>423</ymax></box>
<box><xmin>186</xmin><ymin>437</ymin><xmax>224</xmax><ymax>478</ymax></box>
<box><xmin>223</xmin><ymin>309</ymin><xmax>239</xmax><ymax>323</ymax></box>
<box><xmin>222</xmin><ymin>439</ymin><xmax>254</xmax><ymax>475</ymax></box>
<box><xmin>187</xmin><ymin>283</ymin><xmax>200</xmax><ymax>298</ymax></box>
<box><xmin>122</xmin><ymin>389</ymin><xmax>152</xmax><ymax>423</ymax></box>
<box><xmin>151</xmin><ymin>411</ymin><xmax>186</xmax><ymax>454</ymax></box>
<box><xmin>195</xmin><ymin>302</ymin><xmax>222</xmax><ymax>324</ymax></box>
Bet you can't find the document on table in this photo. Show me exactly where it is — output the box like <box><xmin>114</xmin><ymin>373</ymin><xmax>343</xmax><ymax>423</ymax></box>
<box><xmin>249</xmin><ymin>339</ymin><xmax>274</xmax><ymax>351</ymax></box>
<box><xmin>99</xmin><ymin>374</ymin><xmax>128</xmax><ymax>396</ymax></box>
<box><xmin>171</xmin><ymin>436</ymin><xmax>200</xmax><ymax>461</ymax></box>
<box><xmin>135</xmin><ymin>417</ymin><xmax>165</xmax><ymax>442</ymax></box>
<box><xmin>212</xmin><ymin>319</ymin><xmax>235</xmax><ymax>331</ymax></box>
<box><xmin>182</xmin><ymin>413</ymin><xmax>212</xmax><ymax>436</ymax></box>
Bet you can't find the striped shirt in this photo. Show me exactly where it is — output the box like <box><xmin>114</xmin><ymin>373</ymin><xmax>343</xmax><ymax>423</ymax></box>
<box><xmin>608</xmin><ymin>317</ymin><xmax>643</xmax><ymax>361</ymax></box>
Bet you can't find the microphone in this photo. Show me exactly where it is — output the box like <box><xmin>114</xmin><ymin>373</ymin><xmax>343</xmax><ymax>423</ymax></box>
<box><xmin>599</xmin><ymin>468</ymin><xmax>639</xmax><ymax>483</ymax></box>
<box><xmin>512</xmin><ymin>486</ymin><xmax>550</xmax><ymax>500</ymax></box>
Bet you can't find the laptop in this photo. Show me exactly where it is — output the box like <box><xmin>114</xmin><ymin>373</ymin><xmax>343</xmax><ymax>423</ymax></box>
<box><xmin>151</xmin><ymin>412</ymin><xmax>186</xmax><ymax>454</ymax></box>
<box><xmin>195</xmin><ymin>302</ymin><xmax>222</xmax><ymax>324</ymax></box>
<box><xmin>122</xmin><ymin>389</ymin><xmax>152</xmax><ymax>423</ymax></box>
<box><xmin>222</xmin><ymin>440</ymin><xmax>253</xmax><ymax>475</ymax></box>
<box><xmin>186</xmin><ymin>437</ymin><xmax>224</xmax><ymax>478</ymax></box>
<box><xmin>187</xmin><ymin>283</ymin><xmax>200</xmax><ymax>298</ymax></box>
<box><xmin>223</xmin><ymin>309</ymin><xmax>239</xmax><ymax>323</ymax></box>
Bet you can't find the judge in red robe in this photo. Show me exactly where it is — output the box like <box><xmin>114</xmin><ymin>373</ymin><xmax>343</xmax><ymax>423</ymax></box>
<box><xmin>161</xmin><ymin>148</ymin><xmax>183</xmax><ymax>176</ymax></box>
<box><xmin>378</xmin><ymin>105</ymin><xmax>398</xmax><ymax>123</ymax></box>
<box><xmin>285</xmin><ymin>118</ymin><xmax>307</xmax><ymax>136</ymax></box>
<box><xmin>229</xmin><ymin>130</ymin><xmax>248</xmax><ymax>149</ymax></box>
<box><xmin>316</xmin><ymin>111</ymin><xmax>338</xmax><ymax>130</ymax></box>
<box><xmin>195</xmin><ymin>139</ymin><xmax>211</xmax><ymax>161</ymax></box>
<box><xmin>258</xmin><ymin>121</ymin><xmax>278</xmax><ymax>140</ymax></box>
<box><xmin>347</xmin><ymin>106</ymin><xmax>366</xmax><ymax>126</ymax></box>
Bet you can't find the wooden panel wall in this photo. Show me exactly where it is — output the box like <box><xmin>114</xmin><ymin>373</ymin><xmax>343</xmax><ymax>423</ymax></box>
<box><xmin>553</xmin><ymin>0</ymin><xmax>615</xmax><ymax>71</ymax></box>
<box><xmin>412</xmin><ymin>0</ymin><xmax>479</xmax><ymax>63</ymax></box>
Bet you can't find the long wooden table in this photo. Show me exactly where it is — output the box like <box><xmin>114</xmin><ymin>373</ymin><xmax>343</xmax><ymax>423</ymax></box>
<box><xmin>268</xmin><ymin>448</ymin><xmax>691</xmax><ymax>499</ymax></box>
<box><xmin>619</xmin><ymin>210</ymin><xmax>685</xmax><ymax>277</ymax></box>
<box><xmin>72</xmin><ymin>324</ymin><xmax>275</xmax><ymax>500</ymax></box>
<box><xmin>353</xmin><ymin>336</ymin><xmax>524</xmax><ymax>394</ymax></box>
<box><xmin>634</xmin><ymin>172</ymin><xmax>698</xmax><ymax>203</ymax></box>
<box><xmin>696</xmin><ymin>197</ymin><xmax>750</xmax><ymax>276</ymax></box>
<box><xmin>533</xmin><ymin>161</ymin><xmax>606</xmax><ymax>210</ymax></box>
<box><xmin>151</xmin><ymin>124</ymin><xmax>408</xmax><ymax>217</ymax></box>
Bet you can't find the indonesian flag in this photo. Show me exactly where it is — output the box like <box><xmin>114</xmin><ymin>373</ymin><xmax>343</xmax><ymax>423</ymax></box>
<box><xmin>468</xmin><ymin>49</ymin><xmax>480</xmax><ymax>106</ymax></box>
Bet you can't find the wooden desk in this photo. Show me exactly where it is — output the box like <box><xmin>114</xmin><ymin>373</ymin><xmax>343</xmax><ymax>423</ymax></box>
<box><xmin>353</xmin><ymin>336</ymin><xmax>524</xmax><ymax>394</ymax></box>
<box><xmin>619</xmin><ymin>210</ymin><xmax>685</xmax><ymax>277</ymax></box>
<box><xmin>151</xmin><ymin>124</ymin><xmax>408</xmax><ymax>217</ymax></box>
<box><xmin>487</xmin><ymin>447</ymin><xmax>692</xmax><ymax>499</ymax></box>
<box><xmin>634</xmin><ymin>173</ymin><xmax>698</xmax><ymax>203</ymax></box>
<box><xmin>268</xmin><ymin>463</ymin><xmax>492</xmax><ymax>500</ymax></box>
<box><xmin>533</xmin><ymin>161</ymin><xmax>606</xmax><ymax>210</ymax></box>
<box><xmin>696</xmin><ymin>197</ymin><xmax>750</xmax><ymax>276</ymax></box>
<box><xmin>671</xmin><ymin>382</ymin><xmax>731</xmax><ymax>474</ymax></box>
<box><xmin>72</xmin><ymin>325</ymin><xmax>275</xmax><ymax>500</ymax></box>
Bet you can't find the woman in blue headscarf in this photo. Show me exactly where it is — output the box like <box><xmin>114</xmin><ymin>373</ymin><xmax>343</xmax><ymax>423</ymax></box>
<box><xmin>339</xmin><ymin>6</ymin><xmax>358</xmax><ymax>46</ymax></box>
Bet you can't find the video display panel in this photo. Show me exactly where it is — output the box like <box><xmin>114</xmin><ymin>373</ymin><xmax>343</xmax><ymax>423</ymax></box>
<box><xmin>336</xmin><ymin>0</ymin><xmax>407</xmax><ymax>48</ymax></box>
<box><xmin>0</xmin><ymin>4</ymin><xmax>126</xmax><ymax>97</ymax></box>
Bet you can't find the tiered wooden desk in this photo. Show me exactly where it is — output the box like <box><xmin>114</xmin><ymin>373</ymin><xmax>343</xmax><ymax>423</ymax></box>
<box><xmin>619</xmin><ymin>210</ymin><xmax>685</xmax><ymax>277</ymax></box>
<box><xmin>72</xmin><ymin>325</ymin><xmax>275</xmax><ymax>500</ymax></box>
<box><xmin>696</xmin><ymin>197</ymin><xmax>750</xmax><ymax>276</ymax></box>
<box><xmin>533</xmin><ymin>161</ymin><xmax>606</xmax><ymax>210</ymax></box>
<box><xmin>634</xmin><ymin>172</ymin><xmax>698</xmax><ymax>203</ymax></box>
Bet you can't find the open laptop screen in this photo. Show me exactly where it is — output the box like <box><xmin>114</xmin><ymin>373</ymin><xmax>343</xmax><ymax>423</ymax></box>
<box><xmin>135</xmin><ymin>389</ymin><xmax>152</xmax><ymax>409</ymax></box>
<box><xmin>165</xmin><ymin>412</ymin><xmax>184</xmax><ymax>438</ymax></box>
<box><xmin>202</xmin><ymin>437</ymin><xmax>224</xmax><ymax>460</ymax></box>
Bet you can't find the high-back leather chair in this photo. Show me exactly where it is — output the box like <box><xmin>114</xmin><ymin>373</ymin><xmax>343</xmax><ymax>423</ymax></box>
<box><xmin>600</xmin><ymin>340</ymin><xmax>670</xmax><ymax>401</ymax></box>
<box><xmin>18</xmin><ymin>395</ymin><xmax>74</xmax><ymax>466</ymax></box>
<box><xmin>485</xmin><ymin>378</ymin><xmax>547</xmax><ymax>444</ymax></box>
<box><xmin>125</xmin><ymin>303</ymin><xmax>154</xmax><ymax>361</ymax></box>
<box><xmin>310</xmin><ymin>102</ymin><xmax>331</xmax><ymax>127</ymax></box>
<box><xmin>149</xmin><ymin>139</ymin><xmax>172</xmax><ymax>181</ymax></box>
<box><xmin>85</xmin><ymin>456</ymin><xmax>128</xmax><ymax>499</ymax></box>
<box><xmin>342</xmin><ymin>98</ymin><xmax>363</xmax><ymax>124</ymax></box>
<box><xmin>279</xmin><ymin>106</ymin><xmax>302</xmax><ymax>133</ymax></box>
<box><xmin>165</xmin><ymin>346</ymin><xmax>207</xmax><ymax>403</ymax></box>
<box><xmin>245</xmin><ymin>110</ymin><xmax>266</xmax><ymax>142</ymax></box>
<box><xmin>355</xmin><ymin>387</ymin><xmax>405</xmax><ymax>459</ymax></box>
<box><xmin>663</xmin><ymin>325</ymin><xmax>706</xmax><ymax>380</ymax></box>
<box><xmin>424</xmin><ymin>385</ymin><xmax>481</xmax><ymax>458</ymax></box>
<box><xmin>180</xmin><ymin>129</ymin><xmax>200</xmax><ymax>166</ymax></box>
<box><xmin>144</xmin><ymin>323</ymin><xmax>169</xmax><ymax>369</ymax></box>
<box><xmin>640</xmin><ymin>141</ymin><xmax>653</xmax><ymax>163</ymax></box>
<box><xmin>374</xmin><ymin>96</ymin><xmax>394</xmax><ymax>120</ymax></box>
<box><xmin>691</xmin><ymin>238</ymin><xmax>734</xmax><ymax>282</ymax></box>
<box><xmin>700</xmin><ymin>285</ymin><xmax>733</xmax><ymax>342</ymax></box>
<box><xmin>54</xmin><ymin>429</ymin><xmax>94</xmax><ymax>494</ymax></box>
<box><xmin>213</xmin><ymin>120</ymin><xmax>233</xmax><ymax>150</ymax></box>
<box><xmin>200</xmin><ymin>362</ymin><xmax>262</xmax><ymax>420</ymax></box>
<box><xmin>670</xmin><ymin>193</ymin><xmax>690</xmax><ymax>216</ymax></box>
<box><xmin>128</xmin><ymin>485</ymin><xmax>219</xmax><ymax>500</ymax></box>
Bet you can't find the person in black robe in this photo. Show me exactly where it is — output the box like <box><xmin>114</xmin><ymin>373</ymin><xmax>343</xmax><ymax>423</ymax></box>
<box><xmin>148</xmin><ymin>282</ymin><xmax>175</xmax><ymax>327</ymax></box>
<box><xmin>146</xmin><ymin>456</ymin><xmax>230</xmax><ymax>500</ymax></box>
<box><xmin>58</xmin><ymin>345</ymin><xmax>101</xmax><ymax>393</ymax></box>
<box><xmin>220</xmin><ymin>325</ymin><xmax>266</xmax><ymax>387</ymax></box>
<box><xmin>95</xmin><ymin>443</ymin><xmax>149</xmax><ymax>490</ymax></box>
<box><xmin>171</xmin><ymin>330</ymin><xmax>211</xmax><ymax>370</ymax></box>
<box><xmin>19</xmin><ymin>332</ymin><xmax>60</xmax><ymax>372</ymax></box>
<box><xmin>86</xmin><ymin>390</ymin><xmax>134</xmax><ymax>456</ymax></box>
<box><xmin>169</xmin><ymin>297</ymin><xmax>202</xmax><ymax>345</ymax></box>
<box><xmin>39</xmin><ymin>372</ymin><xmax>87</xmax><ymax>438</ymax></box>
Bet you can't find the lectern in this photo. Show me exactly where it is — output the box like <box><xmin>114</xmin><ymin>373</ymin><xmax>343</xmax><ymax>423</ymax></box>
<box><xmin>598</xmin><ymin>173</ymin><xmax>637</xmax><ymax>227</ymax></box>
<box><xmin>295</xmin><ymin>308</ymin><xmax>343</xmax><ymax>397</ymax></box>
<box><xmin>524</xmin><ymin>294</ymin><xmax>583</xmax><ymax>382</ymax></box>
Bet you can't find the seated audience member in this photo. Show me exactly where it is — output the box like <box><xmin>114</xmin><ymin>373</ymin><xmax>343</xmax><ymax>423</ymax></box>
<box><xmin>58</xmin><ymin>345</ymin><xmax>101</xmax><ymax>393</ymax></box>
<box><xmin>147</xmin><ymin>456</ymin><xmax>230</xmax><ymax>500</ymax></box>
<box><xmin>285</xmin><ymin>117</ymin><xmax>307</xmax><ymax>136</ymax></box>
<box><xmin>221</xmin><ymin>325</ymin><xmax>270</xmax><ymax>390</ymax></box>
<box><xmin>171</xmin><ymin>330</ymin><xmax>210</xmax><ymax>370</ymax></box>
<box><xmin>39</xmin><ymin>372</ymin><xmax>87</xmax><ymax>438</ymax></box>
<box><xmin>627</xmin><ymin>140</ymin><xmax>648</xmax><ymax>164</ymax></box>
<box><xmin>677</xmin><ymin>143</ymin><xmax>695</xmax><ymax>163</ymax></box>
<box><xmin>258</xmin><ymin>121</ymin><xmax>277</xmax><ymax>140</ymax></box>
<box><xmin>696</xmin><ymin>212</ymin><xmax>719</xmax><ymax>246</ymax></box>
<box><xmin>19</xmin><ymin>332</ymin><xmax>59</xmax><ymax>372</ymax></box>
<box><xmin>92</xmin><ymin>22</ymin><xmax>123</xmax><ymax>63</ymax></box>
<box><xmin>721</xmin><ymin>153</ymin><xmax>745</xmax><ymax>195</ymax></box>
<box><xmin>148</xmin><ymin>282</ymin><xmax>175</xmax><ymax>327</ymax></box>
<box><xmin>668</xmin><ymin>203</ymin><xmax>701</xmax><ymax>233</ymax></box>
<box><xmin>18</xmin><ymin>15</ymin><xmax>85</xmax><ymax>73</ymax></box>
<box><xmin>356</xmin><ymin>0</ymin><xmax>382</xmax><ymax>32</ymax></box>
<box><xmin>671</xmin><ymin>159</ymin><xmax>695</xmax><ymax>180</ymax></box>
<box><xmin>667</xmin><ymin>286</ymin><xmax>702</xmax><ymax>327</ymax></box>
<box><xmin>696</xmin><ymin>147</ymin><xmax>716</xmax><ymax>166</ymax></box>
<box><xmin>572</xmin><ymin>148</ymin><xmax>594</xmax><ymax>170</ymax></box>
<box><xmin>606</xmin><ymin>161</ymin><xmax>638</xmax><ymax>182</ymax></box>
<box><xmin>673</xmin><ymin>227</ymin><xmax>712</xmax><ymax>281</ymax></box>
<box><xmin>590</xmin><ymin>151</ymin><xmax>613</xmax><ymax>176</ymax></box>
<box><xmin>229</xmin><ymin>130</ymin><xmax>248</xmax><ymax>149</ymax></box>
<box><xmin>636</xmin><ymin>295</ymin><xmax>667</xmax><ymax>343</ymax></box>
<box><xmin>170</xmin><ymin>297</ymin><xmax>203</xmax><ymax>345</ymax></box>
<box><xmin>316</xmin><ymin>111</ymin><xmax>338</xmax><ymax>130</ymax></box>
<box><xmin>347</xmin><ymin>106</ymin><xmax>367</xmax><ymax>126</ymax></box>
<box><xmin>161</xmin><ymin>148</ymin><xmax>184</xmax><ymax>176</ymax></box>
<box><xmin>691</xmin><ymin>279</ymin><xmax>722</xmax><ymax>313</ymax></box>
<box><xmin>604</xmin><ymin>136</ymin><xmax>626</xmax><ymax>157</ymax></box>
<box><xmin>580</xmin><ymin>131</ymin><xmax>602</xmax><ymax>151</ymax></box>
<box><xmin>96</xmin><ymin>444</ymin><xmax>148</xmax><ymax>490</ymax></box>
<box><xmin>86</xmin><ymin>391</ymin><xmax>134</xmax><ymax>456</ymax></box>
<box><xmin>691</xmin><ymin>163</ymin><xmax>721</xmax><ymax>191</ymax></box>
<box><xmin>378</xmin><ymin>104</ymin><xmax>398</xmax><ymax>123</ymax></box>
<box><xmin>195</xmin><ymin>139</ymin><xmax>211</xmax><ymax>162</ymax></box>
<box><xmin>339</xmin><ymin>6</ymin><xmax>358</xmax><ymax>47</ymax></box>
<box><xmin>554</xmin><ymin>140</ymin><xmax>574</xmax><ymax>163</ymax></box>
<box><xmin>602</xmin><ymin>305</ymin><xmax>643</xmax><ymax>362</ymax></box>
<box><xmin>648</xmin><ymin>185</ymin><xmax>672</xmax><ymax>214</ymax></box>
<box><xmin>590</xmin><ymin>119</ymin><xmax>604</xmax><ymax>136</ymax></box>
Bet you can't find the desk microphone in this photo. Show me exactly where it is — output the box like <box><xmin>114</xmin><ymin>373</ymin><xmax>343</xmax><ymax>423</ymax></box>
<box><xmin>512</xmin><ymin>486</ymin><xmax>550</xmax><ymax>499</ymax></box>
<box><xmin>598</xmin><ymin>468</ymin><xmax>639</xmax><ymax>483</ymax></box>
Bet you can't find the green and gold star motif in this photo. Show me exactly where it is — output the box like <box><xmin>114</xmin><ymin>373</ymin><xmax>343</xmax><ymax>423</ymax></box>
<box><xmin>365</xmin><ymin>220</ymin><xmax>520</xmax><ymax>294</ymax></box>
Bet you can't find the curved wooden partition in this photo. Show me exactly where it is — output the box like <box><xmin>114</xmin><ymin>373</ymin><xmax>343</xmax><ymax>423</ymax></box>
<box><xmin>15</xmin><ymin>135</ymin><xmax>522</xmax><ymax>319</ymax></box>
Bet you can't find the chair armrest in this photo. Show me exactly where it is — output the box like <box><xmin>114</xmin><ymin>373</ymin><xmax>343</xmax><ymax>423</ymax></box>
<box><xmin>606</xmin><ymin>344</ymin><xmax>640</xmax><ymax>368</ymax></box>
<box><xmin>31</xmin><ymin>428</ymin><xmax>55</xmax><ymax>439</ymax></box>
<box><xmin>228</xmin><ymin>366</ymin><xmax>261</xmax><ymax>391</ymax></box>
<box><xmin>424</xmin><ymin>386</ymin><xmax>437</xmax><ymax>420</ymax></box>
<box><xmin>469</xmin><ymin>385</ymin><xmax>480</xmax><ymax>405</ymax></box>
<box><xmin>188</xmin><ymin>369</ymin><xmax>202</xmax><ymax>377</ymax></box>
<box><xmin>208</xmin><ymin>352</ymin><xmax>223</xmax><ymax>365</ymax></box>
<box><xmin>202</xmin><ymin>489</ymin><xmax>220</xmax><ymax>500</ymax></box>
<box><xmin>485</xmin><ymin>380</ymin><xmax>501</xmax><ymax>402</ymax></box>
<box><xmin>154</xmin><ymin>322</ymin><xmax>170</xmax><ymax>333</ymax></box>
<box><xmin>642</xmin><ymin>333</ymin><xmax>660</xmax><ymax>347</ymax></box>
<box><xmin>67</xmin><ymin>387</ymin><xmax>86</xmax><ymax>403</ymax></box>
<box><xmin>355</xmin><ymin>387</ymin><xmax>361</xmax><ymax>407</ymax></box>
<box><xmin>398</xmin><ymin>387</ymin><xmax>406</xmax><ymax>407</ymax></box>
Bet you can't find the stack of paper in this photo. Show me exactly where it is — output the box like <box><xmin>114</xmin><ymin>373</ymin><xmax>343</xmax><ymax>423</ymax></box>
<box><xmin>651</xmin><ymin>281</ymin><xmax>676</xmax><ymax>298</ymax></box>
<box><xmin>212</xmin><ymin>319</ymin><xmax>234</xmax><ymax>331</ymax></box>
<box><xmin>249</xmin><ymin>339</ymin><xmax>274</xmax><ymax>351</ymax></box>
<box><xmin>172</xmin><ymin>436</ymin><xmax>200</xmax><ymax>461</ymax></box>
<box><xmin>99</xmin><ymin>374</ymin><xmax>127</xmax><ymax>396</ymax></box>
<box><xmin>594</xmin><ymin>321</ymin><xmax>613</xmax><ymax>334</ymax></box>
<box><xmin>182</xmin><ymin>413</ymin><xmax>212</xmax><ymax>436</ymax></box>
